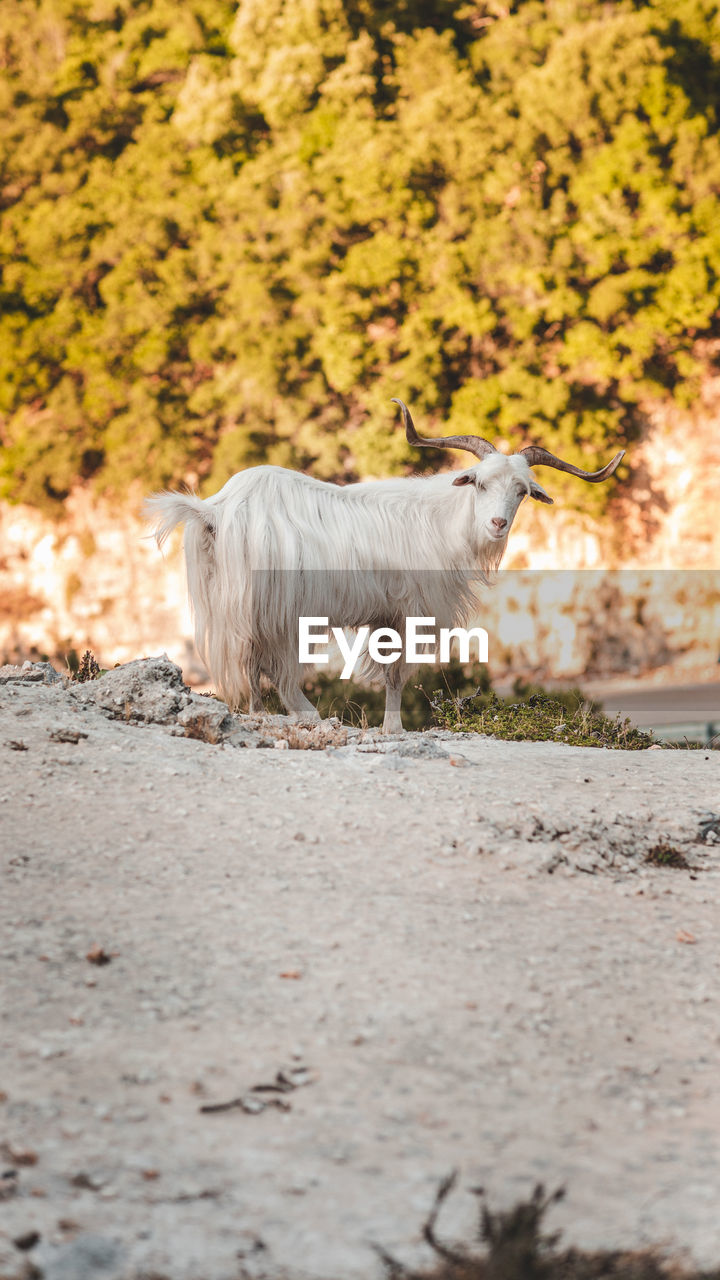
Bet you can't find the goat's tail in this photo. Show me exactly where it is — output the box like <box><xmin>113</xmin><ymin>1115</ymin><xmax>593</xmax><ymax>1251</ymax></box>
<box><xmin>144</xmin><ymin>488</ymin><xmax>230</xmax><ymax>687</ymax></box>
<box><xmin>143</xmin><ymin>491</ymin><xmax>253</xmax><ymax>710</ymax></box>
<box><xmin>143</xmin><ymin>490</ymin><xmax>217</xmax><ymax>550</ymax></box>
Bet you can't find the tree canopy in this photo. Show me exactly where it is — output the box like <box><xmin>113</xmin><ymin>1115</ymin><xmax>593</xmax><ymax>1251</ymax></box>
<box><xmin>1</xmin><ymin>0</ymin><xmax>719</xmax><ymax>512</ymax></box>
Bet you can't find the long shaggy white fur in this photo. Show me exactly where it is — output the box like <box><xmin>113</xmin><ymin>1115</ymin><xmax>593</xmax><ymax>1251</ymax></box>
<box><xmin>144</xmin><ymin>455</ymin><xmax>534</xmax><ymax>730</ymax></box>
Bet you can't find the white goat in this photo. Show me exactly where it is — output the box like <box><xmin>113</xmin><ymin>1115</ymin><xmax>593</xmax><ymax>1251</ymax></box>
<box><xmin>145</xmin><ymin>400</ymin><xmax>624</xmax><ymax>732</ymax></box>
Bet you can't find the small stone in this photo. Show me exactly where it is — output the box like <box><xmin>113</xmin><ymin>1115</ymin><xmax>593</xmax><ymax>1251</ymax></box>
<box><xmin>177</xmin><ymin>701</ymin><xmax>231</xmax><ymax>744</ymax></box>
<box><xmin>1</xmin><ymin>1144</ymin><xmax>37</xmax><ymax>1167</ymax></box>
<box><xmin>73</xmin><ymin>655</ymin><xmax>187</xmax><ymax>725</ymax></box>
<box><xmin>13</xmin><ymin>1230</ymin><xmax>40</xmax><ymax>1252</ymax></box>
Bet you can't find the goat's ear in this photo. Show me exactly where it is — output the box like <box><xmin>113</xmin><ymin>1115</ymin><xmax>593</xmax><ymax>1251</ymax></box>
<box><xmin>529</xmin><ymin>482</ymin><xmax>553</xmax><ymax>505</ymax></box>
<box><xmin>452</xmin><ymin>473</ymin><xmax>474</xmax><ymax>488</ymax></box>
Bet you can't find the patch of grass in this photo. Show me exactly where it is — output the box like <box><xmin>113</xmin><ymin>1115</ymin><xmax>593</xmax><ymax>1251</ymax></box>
<box><xmin>262</xmin><ymin>667</ymin><xmax>653</xmax><ymax>745</ymax></box>
<box><xmin>644</xmin><ymin>843</ymin><xmax>691</xmax><ymax>869</ymax></box>
<box><xmin>432</xmin><ymin>687</ymin><xmax>653</xmax><ymax>750</ymax></box>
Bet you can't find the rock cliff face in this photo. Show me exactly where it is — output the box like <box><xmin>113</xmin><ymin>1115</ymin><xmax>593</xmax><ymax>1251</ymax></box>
<box><xmin>2</xmin><ymin>381</ymin><xmax>719</xmax><ymax>684</ymax></box>
<box><xmin>0</xmin><ymin>486</ymin><xmax>201</xmax><ymax>679</ymax></box>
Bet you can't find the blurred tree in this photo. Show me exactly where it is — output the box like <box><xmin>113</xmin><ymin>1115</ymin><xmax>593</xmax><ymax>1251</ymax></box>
<box><xmin>1</xmin><ymin>0</ymin><xmax>718</xmax><ymax>512</ymax></box>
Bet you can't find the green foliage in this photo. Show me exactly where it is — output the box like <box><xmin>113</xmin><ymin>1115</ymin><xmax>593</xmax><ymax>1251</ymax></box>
<box><xmin>1</xmin><ymin>1</ymin><xmax>719</xmax><ymax>511</ymax></box>
<box><xmin>433</xmin><ymin>686</ymin><xmax>653</xmax><ymax>749</ymax></box>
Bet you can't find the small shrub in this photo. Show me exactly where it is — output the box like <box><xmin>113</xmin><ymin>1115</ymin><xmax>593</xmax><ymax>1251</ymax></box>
<box><xmin>72</xmin><ymin>649</ymin><xmax>102</xmax><ymax>682</ymax></box>
<box><xmin>644</xmin><ymin>843</ymin><xmax>691</xmax><ymax>869</ymax></box>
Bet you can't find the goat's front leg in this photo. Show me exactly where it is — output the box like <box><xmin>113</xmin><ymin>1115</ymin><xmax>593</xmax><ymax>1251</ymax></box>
<box><xmin>381</xmin><ymin>677</ymin><xmax>405</xmax><ymax>734</ymax></box>
<box><xmin>283</xmin><ymin>685</ymin><xmax>322</xmax><ymax>723</ymax></box>
<box><xmin>246</xmin><ymin>646</ymin><xmax>265</xmax><ymax>714</ymax></box>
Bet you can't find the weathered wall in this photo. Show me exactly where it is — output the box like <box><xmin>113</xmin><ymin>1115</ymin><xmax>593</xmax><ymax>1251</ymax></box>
<box><xmin>0</xmin><ymin>487</ymin><xmax>202</xmax><ymax>680</ymax></box>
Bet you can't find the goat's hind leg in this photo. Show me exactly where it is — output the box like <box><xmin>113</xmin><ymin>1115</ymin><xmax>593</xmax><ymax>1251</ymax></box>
<box><xmin>272</xmin><ymin>655</ymin><xmax>321</xmax><ymax>723</ymax></box>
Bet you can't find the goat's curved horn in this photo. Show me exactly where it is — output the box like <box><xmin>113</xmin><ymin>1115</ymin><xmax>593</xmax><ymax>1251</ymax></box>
<box><xmin>392</xmin><ymin>399</ymin><xmax>497</xmax><ymax>461</ymax></box>
<box><xmin>519</xmin><ymin>445</ymin><xmax>625</xmax><ymax>483</ymax></box>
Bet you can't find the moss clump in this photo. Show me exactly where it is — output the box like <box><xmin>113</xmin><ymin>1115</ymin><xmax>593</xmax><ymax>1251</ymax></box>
<box><xmin>644</xmin><ymin>843</ymin><xmax>691</xmax><ymax>869</ymax></box>
<box><xmin>432</xmin><ymin>688</ymin><xmax>653</xmax><ymax>750</ymax></box>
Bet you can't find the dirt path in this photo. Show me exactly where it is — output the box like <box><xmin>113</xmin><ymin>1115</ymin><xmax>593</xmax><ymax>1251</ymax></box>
<box><xmin>1</xmin><ymin>661</ymin><xmax>719</xmax><ymax>1280</ymax></box>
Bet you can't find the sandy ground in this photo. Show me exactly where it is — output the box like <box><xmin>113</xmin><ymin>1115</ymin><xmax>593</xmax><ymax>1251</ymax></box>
<box><xmin>1</xmin><ymin>660</ymin><xmax>720</xmax><ymax>1280</ymax></box>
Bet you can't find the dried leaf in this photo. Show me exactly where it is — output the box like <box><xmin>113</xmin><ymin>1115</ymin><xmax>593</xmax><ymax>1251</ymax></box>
<box><xmin>200</xmin><ymin>1064</ymin><xmax>314</xmax><ymax>1115</ymax></box>
<box><xmin>200</xmin><ymin>1093</ymin><xmax>290</xmax><ymax>1115</ymax></box>
<box><xmin>49</xmin><ymin>729</ymin><xmax>88</xmax><ymax>744</ymax></box>
<box><xmin>13</xmin><ymin>1230</ymin><xmax>40</xmax><ymax>1252</ymax></box>
<box><xmin>0</xmin><ymin>1170</ymin><xmax>19</xmax><ymax>1200</ymax></box>
<box><xmin>0</xmin><ymin>1143</ymin><xmax>38</xmax><ymax>1167</ymax></box>
<box><xmin>276</xmin><ymin>1067</ymin><xmax>315</xmax><ymax>1090</ymax></box>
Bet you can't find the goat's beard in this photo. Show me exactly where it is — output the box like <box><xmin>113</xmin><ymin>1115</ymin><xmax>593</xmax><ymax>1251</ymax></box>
<box><xmin>475</xmin><ymin>531</ymin><xmax>508</xmax><ymax>575</ymax></box>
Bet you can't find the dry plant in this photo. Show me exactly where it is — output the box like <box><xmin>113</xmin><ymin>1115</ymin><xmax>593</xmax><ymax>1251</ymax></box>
<box><xmin>267</xmin><ymin>720</ymin><xmax>349</xmax><ymax>750</ymax></box>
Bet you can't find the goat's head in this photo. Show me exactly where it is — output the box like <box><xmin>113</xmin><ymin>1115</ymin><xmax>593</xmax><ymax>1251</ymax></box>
<box><xmin>392</xmin><ymin>398</ymin><xmax>625</xmax><ymax>547</ymax></box>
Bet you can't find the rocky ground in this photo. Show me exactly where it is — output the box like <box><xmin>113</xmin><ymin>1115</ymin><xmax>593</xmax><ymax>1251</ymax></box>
<box><xmin>1</xmin><ymin>658</ymin><xmax>719</xmax><ymax>1280</ymax></box>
